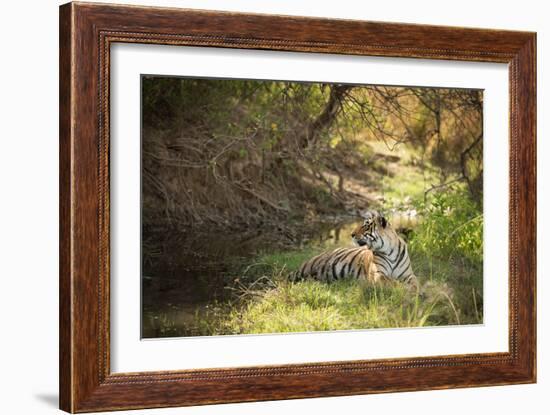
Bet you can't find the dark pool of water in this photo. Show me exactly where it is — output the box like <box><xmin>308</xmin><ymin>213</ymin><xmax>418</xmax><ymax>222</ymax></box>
<box><xmin>141</xmin><ymin>218</ymin><xmax>359</xmax><ymax>337</ymax></box>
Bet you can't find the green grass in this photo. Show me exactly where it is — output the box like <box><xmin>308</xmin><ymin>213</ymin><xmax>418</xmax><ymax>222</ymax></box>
<box><xmin>409</xmin><ymin>254</ymin><xmax>482</xmax><ymax>325</ymax></box>
<box><xmin>254</xmin><ymin>248</ymin><xmax>324</xmax><ymax>272</ymax></box>
<box><xmin>381</xmin><ymin>166</ymin><xmax>430</xmax><ymax>206</ymax></box>
<box><xmin>228</xmin><ymin>279</ymin><xmax>442</xmax><ymax>334</ymax></box>
<box><xmin>366</xmin><ymin>140</ymin><xmax>440</xmax><ymax>208</ymax></box>
<box><xmin>188</xmin><ymin>255</ymin><xmax>470</xmax><ymax>336</ymax></box>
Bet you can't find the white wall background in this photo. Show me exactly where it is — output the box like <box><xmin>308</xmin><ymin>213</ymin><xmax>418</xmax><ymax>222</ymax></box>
<box><xmin>0</xmin><ymin>0</ymin><xmax>546</xmax><ymax>414</ymax></box>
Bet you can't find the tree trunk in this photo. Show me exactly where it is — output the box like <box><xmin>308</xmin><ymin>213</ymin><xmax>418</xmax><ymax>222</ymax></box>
<box><xmin>298</xmin><ymin>84</ymin><xmax>351</xmax><ymax>148</ymax></box>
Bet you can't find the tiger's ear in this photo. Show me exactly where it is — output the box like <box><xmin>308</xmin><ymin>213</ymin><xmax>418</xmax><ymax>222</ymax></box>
<box><xmin>379</xmin><ymin>216</ymin><xmax>387</xmax><ymax>228</ymax></box>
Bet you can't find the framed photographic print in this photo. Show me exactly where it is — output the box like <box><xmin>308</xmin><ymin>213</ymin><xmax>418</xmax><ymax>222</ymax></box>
<box><xmin>59</xmin><ymin>2</ymin><xmax>536</xmax><ymax>412</ymax></box>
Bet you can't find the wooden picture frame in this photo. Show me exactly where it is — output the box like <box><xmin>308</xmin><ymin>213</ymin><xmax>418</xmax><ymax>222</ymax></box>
<box><xmin>59</xmin><ymin>2</ymin><xmax>536</xmax><ymax>412</ymax></box>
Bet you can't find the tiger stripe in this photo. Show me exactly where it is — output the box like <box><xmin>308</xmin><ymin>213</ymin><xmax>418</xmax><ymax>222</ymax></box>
<box><xmin>292</xmin><ymin>246</ymin><xmax>381</xmax><ymax>283</ymax></box>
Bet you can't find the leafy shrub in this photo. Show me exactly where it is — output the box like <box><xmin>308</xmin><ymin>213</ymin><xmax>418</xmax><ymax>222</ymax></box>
<box><xmin>406</xmin><ymin>186</ymin><xmax>483</xmax><ymax>324</ymax></box>
<box><xmin>410</xmin><ymin>187</ymin><xmax>482</xmax><ymax>264</ymax></box>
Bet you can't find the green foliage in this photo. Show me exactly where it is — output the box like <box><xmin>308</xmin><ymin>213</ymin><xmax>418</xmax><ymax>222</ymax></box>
<box><xmin>406</xmin><ymin>186</ymin><xmax>483</xmax><ymax>325</ymax></box>
<box><xmin>410</xmin><ymin>187</ymin><xmax>483</xmax><ymax>264</ymax></box>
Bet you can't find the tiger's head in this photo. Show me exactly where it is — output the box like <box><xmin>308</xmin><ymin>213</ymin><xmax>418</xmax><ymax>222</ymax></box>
<box><xmin>351</xmin><ymin>210</ymin><xmax>390</xmax><ymax>251</ymax></box>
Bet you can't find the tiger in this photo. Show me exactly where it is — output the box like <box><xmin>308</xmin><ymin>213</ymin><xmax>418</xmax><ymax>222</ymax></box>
<box><xmin>351</xmin><ymin>210</ymin><xmax>418</xmax><ymax>288</ymax></box>
<box><xmin>293</xmin><ymin>210</ymin><xmax>418</xmax><ymax>288</ymax></box>
<box><xmin>292</xmin><ymin>246</ymin><xmax>382</xmax><ymax>284</ymax></box>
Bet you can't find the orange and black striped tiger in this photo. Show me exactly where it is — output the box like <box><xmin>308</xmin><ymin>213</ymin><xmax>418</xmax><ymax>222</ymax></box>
<box><xmin>292</xmin><ymin>246</ymin><xmax>381</xmax><ymax>283</ymax></box>
<box><xmin>294</xmin><ymin>210</ymin><xmax>418</xmax><ymax>288</ymax></box>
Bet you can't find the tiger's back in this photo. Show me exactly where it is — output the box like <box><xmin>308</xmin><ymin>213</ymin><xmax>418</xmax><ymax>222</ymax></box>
<box><xmin>293</xmin><ymin>247</ymin><xmax>381</xmax><ymax>283</ymax></box>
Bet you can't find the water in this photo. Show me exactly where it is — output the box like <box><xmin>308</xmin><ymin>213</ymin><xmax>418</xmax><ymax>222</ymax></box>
<box><xmin>141</xmin><ymin>212</ymin><xmax>418</xmax><ymax>338</ymax></box>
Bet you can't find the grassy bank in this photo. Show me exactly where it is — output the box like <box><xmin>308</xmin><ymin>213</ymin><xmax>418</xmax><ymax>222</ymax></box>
<box><xmin>197</xmin><ymin>278</ymin><xmax>460</xmax><ymax>336</ymax></box>
<box><xmin>184</xmin><ymin>186</ymin><xmax>483</xmax><ymax>336</ymax></box>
